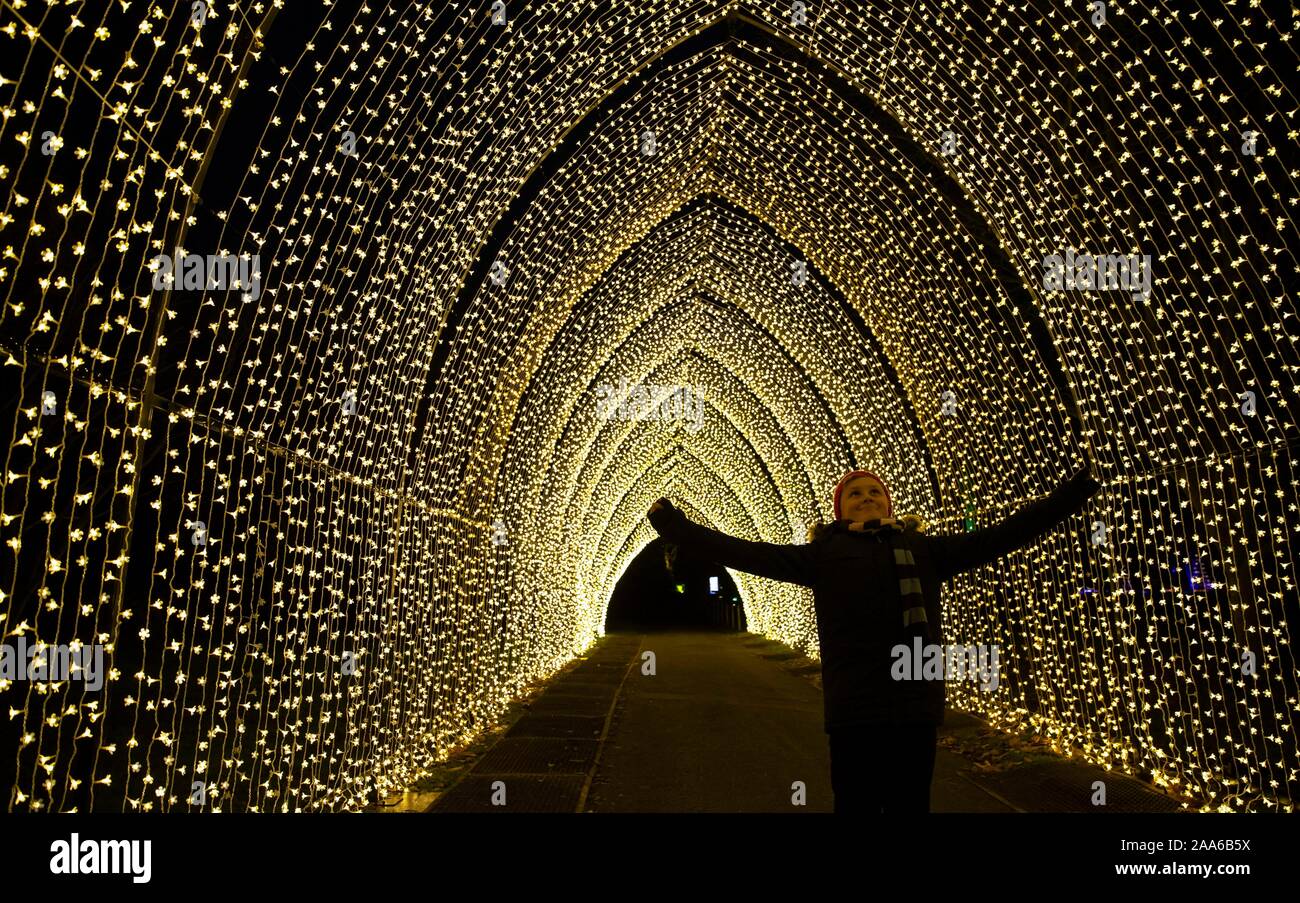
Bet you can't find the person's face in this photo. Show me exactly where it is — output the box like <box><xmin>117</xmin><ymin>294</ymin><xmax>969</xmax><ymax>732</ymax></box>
<box><xmin>842</xmin><ymin>476</ymin><xmax>888</xmax><ymax>522</ymax></box>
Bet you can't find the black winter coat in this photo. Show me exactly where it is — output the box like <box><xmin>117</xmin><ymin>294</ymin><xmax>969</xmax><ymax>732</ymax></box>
<box><xmin>647</xmin><ymin>468</ymin><xmax>1103</xmax><ymax>732</ymax></box>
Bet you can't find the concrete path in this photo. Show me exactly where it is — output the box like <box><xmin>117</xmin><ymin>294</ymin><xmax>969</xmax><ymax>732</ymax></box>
<box><xmin>425</xmin><ymin>631</ymin><xmax>1179</xmax><ymax>814</ymax></box>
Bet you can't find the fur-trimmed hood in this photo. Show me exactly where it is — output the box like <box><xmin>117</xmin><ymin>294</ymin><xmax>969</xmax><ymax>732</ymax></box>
<box><xmin>805</xmin><ymin>513</ymin><xmax>927</xmax><ymax>544</ymax></box>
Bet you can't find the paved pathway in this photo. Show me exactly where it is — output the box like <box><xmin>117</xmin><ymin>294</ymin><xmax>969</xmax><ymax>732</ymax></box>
<box><xmin>426</xmin><ymin>631</ymin><xmax>1179</xmax><ymax>814</ymax></box>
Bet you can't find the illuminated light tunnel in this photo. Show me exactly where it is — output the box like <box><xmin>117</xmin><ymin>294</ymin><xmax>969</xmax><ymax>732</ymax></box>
<box><xmin>0</xmin><ymin>0</ymin><xmax>1296</xmax><ymax>819</ymax></box>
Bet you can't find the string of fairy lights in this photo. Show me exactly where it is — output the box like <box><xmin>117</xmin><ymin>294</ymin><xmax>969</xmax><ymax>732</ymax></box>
<box><xmin>0</xmin><ymin>0</ymin><xmax>1294</xmax><ymax>813</ymax></box>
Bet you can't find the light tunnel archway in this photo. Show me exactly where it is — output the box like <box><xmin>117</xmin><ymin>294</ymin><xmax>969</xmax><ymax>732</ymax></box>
<box><xmin>0</xmin><ymin>1</ymin><xmax>1294</xmax><ymax>814</ymax></box>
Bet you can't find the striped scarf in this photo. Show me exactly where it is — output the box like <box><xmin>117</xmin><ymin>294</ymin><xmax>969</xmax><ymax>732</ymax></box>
<box><xmin>845</xmin><ymin>517</ymin><xmax>929</xmax><ymax>641</ymax></box>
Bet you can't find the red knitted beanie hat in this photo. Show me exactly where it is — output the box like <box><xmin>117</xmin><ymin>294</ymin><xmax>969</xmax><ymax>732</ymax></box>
<box><xmin>832</xmin><ymin>469</ymin><xmax>893</xmax><ymax>520</ymax></box>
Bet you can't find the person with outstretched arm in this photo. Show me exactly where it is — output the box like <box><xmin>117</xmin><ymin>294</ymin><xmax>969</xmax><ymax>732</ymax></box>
<box><xmin>646</xmin><ymin>461</ymin><xmax>1103</xmax><ymax>813</ymax></box>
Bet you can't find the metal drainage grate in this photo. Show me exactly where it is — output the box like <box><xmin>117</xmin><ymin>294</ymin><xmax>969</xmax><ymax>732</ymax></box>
<box><xmin>468</xmin><ymin>737</ymin><xmax>599</xmax><ymax>775</ymax></box>
<box><xmin>525</xmin><ymin>694</ymin><xmax>612</xmax><ymax>717</ymax></box>
<box><xmin>506</xmin><ymin>714</ymin><xmax>606</xmax><ymax>739</ymax></box>
<box><xmin>428</xmin><ymin>775</ymin><xmax>588</xmax><ymax>813</ymax></box>
<box><xmin>543</xmin><ymin>679</ymin><xmax>621</xmax><ymax>694</ymax></box>
<box><xmin>569</xmin><ymin>660</ymin><xmax>628</xmax><ymax>674</ymax></box>
<box><xmin>584</xmin><ymin>652</ymin><xmax>638</xmax><ymax>663</ymax></box>
<box><xmin>539</xmin><ymin>688</ymin><xmax>618</xmax><ymax>703</ymax></box>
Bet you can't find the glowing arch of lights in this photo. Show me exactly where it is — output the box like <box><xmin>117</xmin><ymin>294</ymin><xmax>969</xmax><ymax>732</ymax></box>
<box><xmin>0</xmin><ymin>2</ymin><xmax>1294</xmax><ymax>814</ymax></box>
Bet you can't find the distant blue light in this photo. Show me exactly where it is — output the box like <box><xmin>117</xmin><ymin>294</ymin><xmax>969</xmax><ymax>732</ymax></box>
<box><xmin>1179</xmin><ymin>557</ymin><xmax>1208</xmax><ymax>593</ymax></box>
